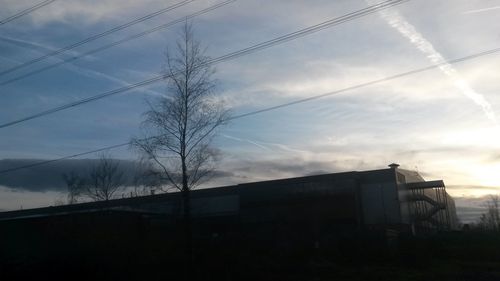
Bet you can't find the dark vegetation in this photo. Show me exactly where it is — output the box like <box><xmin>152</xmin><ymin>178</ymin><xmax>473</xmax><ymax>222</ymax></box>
<box><xmin>1</xmin><ymin>211</ymin><xmax>500</xmax><ymax>281</ymax></box>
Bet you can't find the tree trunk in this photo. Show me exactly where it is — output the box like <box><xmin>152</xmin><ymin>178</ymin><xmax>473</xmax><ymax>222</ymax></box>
<box><xmin>181</xmin><ymin>158</ymin><xmax>193</xmax><ymax>279</ymax></box>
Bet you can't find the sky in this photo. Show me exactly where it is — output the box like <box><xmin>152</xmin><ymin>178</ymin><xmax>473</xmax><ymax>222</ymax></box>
<box><xmin>0</xmin><ymin>0</ymin><xmax>499</xmax><ymax>222</ymax></box>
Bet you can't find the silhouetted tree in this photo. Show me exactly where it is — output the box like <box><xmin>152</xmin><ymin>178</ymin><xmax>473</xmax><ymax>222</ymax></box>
<box><xmin>132</xmin><ymin>22</ymin><xmax>229</xmax><ymax>273</ymax></box>
<box><xmin>131</xmin><ymin>160</ymin><xmax>162</xmax><ymax>196</ymax></box>
<box><xmin>83</xmin><ymin>152</ymin><xmax>125</xmax><ymax>201</ymax></box>
<box><xmin>62</xmin><ymin>171</ymin><xmax>84</xmax><ymax>204</ymax></box>
<box><xmin>479</xmin><ymin>195</ymin><xmax>500</xmax><ymax>231</ymax></box>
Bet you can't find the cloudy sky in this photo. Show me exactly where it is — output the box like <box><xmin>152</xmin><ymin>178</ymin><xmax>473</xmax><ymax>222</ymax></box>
<box><xmin>0</xmin><ymin>0</ymin><xmax>499</xmax><ymax>222</ymax></box>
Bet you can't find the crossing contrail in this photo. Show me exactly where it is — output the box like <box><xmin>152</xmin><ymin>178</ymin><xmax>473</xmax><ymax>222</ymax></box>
<box><xmin>463</xmin><ymin>6</ymin><xmax>500</xmax><ymax>14</ymax></box>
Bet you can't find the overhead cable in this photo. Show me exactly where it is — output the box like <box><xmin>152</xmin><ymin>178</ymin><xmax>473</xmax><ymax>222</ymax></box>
<box><xmin>1</xmin><ymin>46</ymin><xmax>500</xmax><ymax>174</ymax></box>
<box><xmin>0</xmin><ymin>0</ymin><xmax>194</xmax><ymax>77</ymax></box>
<box><xmin>0</xmin><ymin>0</ymin><xmax>57</xmax><ymax>26</ymax></box>
<box><xmin>0</xmin><ymin>0</ymin><xmax>407</xmax><ymax>129</ymax></box>
<box><xmin>0</xmin><ymin>0</ymin><xmax>236</xmax><ymax>86</ymax></box>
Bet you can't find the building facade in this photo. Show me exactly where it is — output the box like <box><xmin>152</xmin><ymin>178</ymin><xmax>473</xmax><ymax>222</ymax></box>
<box><xmin>0</xmin><ymin>163</ymin><xmax>458</xmax><ymax>235</ymax></box>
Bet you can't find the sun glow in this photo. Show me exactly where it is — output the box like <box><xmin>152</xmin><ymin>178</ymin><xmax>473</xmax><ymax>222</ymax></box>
<box><xmin>470</xmin><ymin>163</ymin><xmax>500</xmax><ymax>188</ymax></box>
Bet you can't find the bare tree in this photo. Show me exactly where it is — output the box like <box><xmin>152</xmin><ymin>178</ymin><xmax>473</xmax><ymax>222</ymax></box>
<box><xmin>62</xmin><ymin>171</ymin><xmax>84</xmax><ymax>204</ymax></box>
<box><xmin>132</xmin><ymin>23</ymin><xmax>229</xmax><ymax>268</ymax></box>
<box><xmin>131</xmin><ymin>160</ymin><xmax>162</xmax><ymax>196</ymax></box>
<box><xmin>478</xmin><ymin>195</ymin><xmax>500</xmax><ymax>231</ymax></box>
<box><xmin>83</xmin><ymin>152</ymin><xmax>125</xmax><ymax>201</ymax></box>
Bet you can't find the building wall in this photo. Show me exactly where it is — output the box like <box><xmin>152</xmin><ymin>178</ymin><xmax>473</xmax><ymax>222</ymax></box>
<box><xmin>0</xmin><ymin>167</ymin><xmax>458</xmax><ymax>233</ymax></box>
<box><xmin>360</xmin><ymin>182</ymin><xmax>401</xmax><ymax>225</ymax></box>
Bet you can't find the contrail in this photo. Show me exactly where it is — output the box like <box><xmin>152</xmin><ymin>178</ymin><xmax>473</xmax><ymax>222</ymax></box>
<box><xmin>368</xmin><ymin>1</ymin><xmax>497</xmax><ymax>122</ymax></box>
<box><xmin>0</xmin><ymin>35</ymin><xmax>84</xmax><ymax>59</ymax></box>
<box><xmin>0</xmin><ymin>35</ymin><xmax>162</xmax><ymax>97</ymax></box>
<box><xmin>255</xmin><ymin>140</ymin><xmax>310</xmax><ymax>155</ymax></box>
<box><xmin>463</xmin><ymin>6</ymin><xmax>500</xmax><ymax>15</ymax></box>
<box><xmin>221</xmin><ymin>134</ymin><xmax>271</xmax><ymax>151</ymax></box>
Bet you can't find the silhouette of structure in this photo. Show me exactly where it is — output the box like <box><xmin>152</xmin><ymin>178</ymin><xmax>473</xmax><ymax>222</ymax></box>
<box><xmin>0</xmin><ymin>163</ymin><xmax>457</xmax><ymax>233</ymax></box>
<box><xmin>0</xmin><ymin>164</ymin><xmax>458</xmax><ymax>279</ymax></box>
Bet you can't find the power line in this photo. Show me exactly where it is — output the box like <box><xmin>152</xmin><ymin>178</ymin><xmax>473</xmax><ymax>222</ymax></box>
<box><xmin>229</xmin><ymin>47</ymin><xmax>500</xmax><ymax>120</ymax></box>
<box><xmin>0</xmin><ymin>0</ymin><xmax>57</xmax><ymax>26</ymax></box>
<box><xmin>0</xmin><ymin>142</ymin><xmax>131</xmax><ymax>174</ymax></box>
<box><xmin>0</xmin><ymin>0</ymin><xmax>194</xmax><ymax>77</ymax></box>
<box><xmin>0</xmin><ymin>0</ymin><xmax>407</xmax><ymax>129</ymax></box>
<box><xmin>0</xmin><ymin>0</ymin><xmax>237</xmax><ymax>86</ymax></box>
<box><xmin>1</xmin><ymin>46</ymin><xmax>499</xmax><ymax>175</ymax></box>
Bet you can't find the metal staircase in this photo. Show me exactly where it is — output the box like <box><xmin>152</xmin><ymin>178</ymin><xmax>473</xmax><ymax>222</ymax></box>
<box><xmin>406</xmin><ymin>180</ymin><xmax>451</xmax><ymax>231</ymax></box>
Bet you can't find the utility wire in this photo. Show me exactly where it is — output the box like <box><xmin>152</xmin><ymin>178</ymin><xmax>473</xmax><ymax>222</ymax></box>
<box><xmin>0</xmin><ymin>0</ymin><xmax>237</xmax><ymax>86</ymax></box>
<box><xmin>0</xmin><ymin>0</ymin><xmax>194</xmax><ymax>77</ymax></box>
<box><xmin>0</xmin><ymin>143</ymin><xmax>131</xmax><ymax>174</ymax></box>
<box><xmin>1</xmin><ymin>46</ymin><xmax>500</xmax><ymax>174</ymax></box>
<box><xmin>229</xmin><ymin>47</ymin><xmax>500</xmax><ymax>120</ymax></box>
<box><xmin>0</xmin><ymin>0</ymin><xmax>57</xmax><ymax>26</ymax></box>
<box><xmin>0</xmin><ymin>0</ymin><xmax>407</xmax><ymax>129</ymax></box>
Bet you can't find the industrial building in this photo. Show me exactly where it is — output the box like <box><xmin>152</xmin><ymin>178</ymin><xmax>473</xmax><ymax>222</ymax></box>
<box><xmin>0</xmin><ymin>163</ymin><xmax>459</xmax><ymax>279</ymax></box>
<box><xmin>0</xmin><ymin>163</ymin><xmax>457</xmax><ymax>234</ymax></box>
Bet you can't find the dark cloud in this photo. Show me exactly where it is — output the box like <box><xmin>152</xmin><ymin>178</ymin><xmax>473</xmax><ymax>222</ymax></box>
<box><xmin>209</xmin><ymin>170</ymin><xmax>235</xmax><ymax>179</ymax></box>
<box><xmin>222</xmin><ymin>158</ymin><xmax>342</xmax><ymax>182</ymax></box>
<box><xmin>0</xmin><ymin>159</ymin><xmax>145</xmax><ymax>192</ymax></box>
<box><xmin>0</xmin><ymin>157</ymin><xmax>339</xmax><ymax>194</ymax></box>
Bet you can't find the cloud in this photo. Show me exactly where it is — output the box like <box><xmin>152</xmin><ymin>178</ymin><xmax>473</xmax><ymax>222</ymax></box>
<box><xmin>1</xmin><ymin>0</ymin><xmax>167</xmax><ymax>26</ymax></box>
<box><xmin>0</xmin><ymin>156</ymin><xmax>342</xmax><ymax>195</ymax></box>
<box><xmin>218</xmin><ymin>157</ymin><xmax>344</xmax><ymax>183</ymax></box>
<box><xmin>219</xmin><ymin>49</ymin><xmax>499</xmax><ymax>116</ymax></box>
<box><xmin>0</xmin><ymin>159</ymin><xmax>146</xmax><ymax>192</ymax></box>
<box><xmin>447</xmin><ymin>185</ymin><xmax>500</xmax><ymax>191</ymax></box>
<box><xmin>368</xmin><ymin>0</ymin><xmax>497</xmax><ymax>123</ymax></box>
